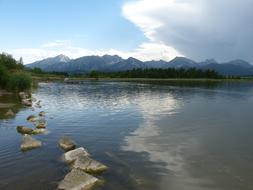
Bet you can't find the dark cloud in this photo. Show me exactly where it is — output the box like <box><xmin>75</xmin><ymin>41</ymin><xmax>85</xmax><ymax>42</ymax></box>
<box><xmin>124</xmin><ymin>0</ymin><xmax>253</xmax><ymax>62</ymax></box>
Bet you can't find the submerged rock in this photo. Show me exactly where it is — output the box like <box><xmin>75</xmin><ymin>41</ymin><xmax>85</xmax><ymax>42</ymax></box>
<box><xmin>31</xmin><ymin>97</ymin><xmax>37</xmax><ymax>102</ymax></box>
<box><xmin>39</xmin><ymin>111</ymin><xmax>45</xmax><ymax>117</ymax></box>
<box><xmin>27</xmin><ymin>115</ymin><xmax>37</xmax><ymax>122</ymax></box>
<box><xmin>63</xmin><ymin>147</ymin><xmax>90</xmax><ymax>163</ymax></box>
<box><xmin>5</xmin><ymin>109</ymin><xmax>15</xmax><ymax>117</ymax></box>
<box><xmin>59</xmin><ymin>137</ymin><xmax>76</xmax><ymax>151</ymax></box>
<box><xmin>35</xmin><ymin>100</ymin><xmax>42</xmax><ymax>108</ymax></box>
<box><xmin>73</xmin><ymin>155</ymin><xmax>108</xmax><ymax>174</ymax></box>
<box><xmin>20</xmin><ymin>135</ymin><xmax>42</xmax><ymax>151</ymax></box>
<box><xmin>17</xmin><ymin>126</ymin><xmax>34</xmax><ymax>135</ymax></box>
<box><xmin>58</xmin><ymin>169</ymin><xmax>99</xmax><ymax>190</ymax></box>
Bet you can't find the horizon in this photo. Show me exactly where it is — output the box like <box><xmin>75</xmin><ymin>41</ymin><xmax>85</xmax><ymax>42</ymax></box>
<box><xmin>1</xmin><ymin>0</ymin><xmax>253</xmax><ymax>64</ymax></box>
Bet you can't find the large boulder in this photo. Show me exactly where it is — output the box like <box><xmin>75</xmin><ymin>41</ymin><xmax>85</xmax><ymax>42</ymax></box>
<box><xmin>19</xmin><ymin>92</ymin><xmax>29</xmax><ymax>99</ymax></box>
<box><xmin>63</xmin><ymin>147</ymin><xmax>90</xmax><ymax>163</ymax></box>
<box><xmin>59</xmin><ymin>137</ymin><xmax>76</xmax><ymax>151</ymax></box>
<box><xmin>17</xmin><ymin>126</ymin><xmax>34</xmax><ymax>135</ymax></box>
<box><xmin>22</xmin><ymin>99</ymin><xmax>32</xmax><ymax>107</ymax></box>
<box><xmin>73</xmin><ymin>155</ymin><xmax>108</xmax><ymax>174</ymax></box>
<box><xmin>58</xmin><ymin>169</ymin><xmax>99</xmax><ymax>190</ymax></box>
<box><xmin>5</xmin><ymin>109</ymin><xmax>15</xmax><ymax>117</ymax></box>
<box><xmin>20</xmin><ymin>135</ymin><xmax>42</xmax><ymax>151</ymax></box>
<box><xmin>27</xmin><ymin>115</ymin><xmax>37</xmax><ymax>122</ymax></box>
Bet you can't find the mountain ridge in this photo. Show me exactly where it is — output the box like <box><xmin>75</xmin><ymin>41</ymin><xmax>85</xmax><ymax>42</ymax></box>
<box><xmin>26</xmin><ymin>54</ymin><xmax>253</xmax><ymax>76</ymax></box>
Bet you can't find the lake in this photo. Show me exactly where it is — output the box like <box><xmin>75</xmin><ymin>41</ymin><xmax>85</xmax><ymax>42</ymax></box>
<box><xmin>0</xmin><ymin>81</ymin><xmax>253</xmax><ymax>190</ymax></box>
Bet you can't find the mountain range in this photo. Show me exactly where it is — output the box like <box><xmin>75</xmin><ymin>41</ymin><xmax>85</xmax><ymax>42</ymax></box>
<box><xmin>26</xmin><ymin>54</ymin><xmax>253</xmax><ymax>76</ymax></box>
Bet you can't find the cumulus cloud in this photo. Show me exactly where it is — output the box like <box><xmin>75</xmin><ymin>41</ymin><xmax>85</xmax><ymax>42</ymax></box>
<box><xmin>123</xmin><ymin>0</ymin><xmax>253</xmax><ymax>62</ymax></box>
<box><xmin>5</xmin><ymin>40</ymin><xmax>181</xmax><ymax>64</ymax></box>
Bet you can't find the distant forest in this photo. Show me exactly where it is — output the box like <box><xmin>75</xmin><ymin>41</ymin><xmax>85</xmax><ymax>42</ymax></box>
<box><xmin>88</xmin><ymin>68</ymin><xmax>223</xmax><ymax>79</ymax></box>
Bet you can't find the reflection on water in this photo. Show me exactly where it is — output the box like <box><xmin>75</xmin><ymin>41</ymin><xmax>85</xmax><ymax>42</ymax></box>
<box><xmin>0</xmin><ymin>81</ymin><xmax>253</xmax><ymax>190</ymax></box>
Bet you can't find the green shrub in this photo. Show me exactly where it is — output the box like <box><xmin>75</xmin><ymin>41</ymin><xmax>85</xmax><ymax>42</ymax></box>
<box><xmin>0</xmin><ymin>64</ymin><xmax>9</xmax><ymax>88</ymax></box>
<box><xmin>7</xmin><ymin>73</ymin><xmax>32</xmax><ymax>91</ymax></box>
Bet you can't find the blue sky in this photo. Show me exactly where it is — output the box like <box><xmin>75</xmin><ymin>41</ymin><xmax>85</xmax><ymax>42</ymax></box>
<box><xmin>0</xmin><ymin>0</ymin><xmax>252</xmax><ymax>63</ymax></box>
<box><xmin>0</xmin><ymin>0</ymin><xmax>145</xmax><ymax>50</ymax></box>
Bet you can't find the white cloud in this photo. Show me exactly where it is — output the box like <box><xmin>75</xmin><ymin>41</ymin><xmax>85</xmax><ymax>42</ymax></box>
<box><xmin>5</xmin><ymin>40</ymin><xmax>181</xmax><ymax>64</ymax></box>
<box><xmin>123</xmin><ymin>0</ymin><xmax>253</xmax><ymax>62</ymax></box>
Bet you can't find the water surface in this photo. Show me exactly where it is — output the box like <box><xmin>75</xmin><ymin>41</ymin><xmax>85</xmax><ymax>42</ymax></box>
<box><xmin>0</xmin><ymin>81</ymin><xmax>253</xmax><ymax>190</ymax></box>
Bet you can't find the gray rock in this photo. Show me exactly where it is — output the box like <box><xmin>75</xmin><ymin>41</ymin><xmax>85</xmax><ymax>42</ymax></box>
<box><xmin>27</xmin><ymin>115</ymin><xmax>37</xmax><ymax>122</ymax></box>
<box><xmin>58</xmin><ymin>169</ymin><xmax>99</xmax><ymax>190</ymax></box>
<box><xmin>63</xmin><ymin>147</ymin><xmax>89</xmax><ymax>163</ymax></box>
<box><xmin>17</xmin><ymin>126</ymin><xmax>34</xmax><ymax>135</ymax></box>
<box><xmin>20</xmin><ymin>135</ymin><xmax>42</xmax><ymax>151</ymax></box>
<box><xmin>5</xmin><ymin>109</ymin><xmax>15</xmax><ymax>117</ymax></box>
<box><xmin>73</xmin><ymin>155</ymin><xmax>108</xmax><ymax>174</ymax></box>
<box><xmin>59</xmin><ymin>137</ymin><xmax>76</xmax><ymax>151</ymax></box>
<box><xmin>39</xmin><ymin>111</ymin><xmax>45</xmax><ymax>117</ymax></box>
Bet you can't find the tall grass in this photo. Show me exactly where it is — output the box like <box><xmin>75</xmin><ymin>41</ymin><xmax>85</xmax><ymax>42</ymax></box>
<box><xmin>0</xmin><ymin>53</ymin><xmax>32</xmax><ymax>91</ymax></box>
<box><xmin>7</xmin><ymin>73</ymin><xmax>32</xmax><ymax>91</ymax></box>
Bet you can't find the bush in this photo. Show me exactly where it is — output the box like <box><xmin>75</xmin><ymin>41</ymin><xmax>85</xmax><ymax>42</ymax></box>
<box><xmin>0</xmin><ymin>64</ymin><xmax>9</xmax><ymax>88</ymax></box>
<box><xmin>7</xmin><ymin>73</ymin><xmax>32</xmax><ymax>91</ymax></box>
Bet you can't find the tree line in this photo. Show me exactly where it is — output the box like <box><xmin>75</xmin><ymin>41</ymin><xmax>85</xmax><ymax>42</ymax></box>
<box><xmin>88</xmin><ymin>68</ymin><xmax>223</xmax><ymax>79</ymax></box>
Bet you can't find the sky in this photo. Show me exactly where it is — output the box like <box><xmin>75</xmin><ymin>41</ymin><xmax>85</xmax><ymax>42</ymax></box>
<box><xmin>0</xmin><ymin>0</ymin><xmax>252</xmax><ymax>64</ymax></box>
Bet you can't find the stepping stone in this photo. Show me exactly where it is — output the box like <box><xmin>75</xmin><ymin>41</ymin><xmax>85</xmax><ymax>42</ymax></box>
<box><xmin>20</xmin><ymin>135</ymin><xmax>42</xmax><ymax>151</ymax></box>
<box><xmin>35</xmin><ymin>121</ymin><xmax>46</xmax><ymax>129</ymax></box>
<box><xmin>39</xmin><ymin>111</ymin><xmax>45</xmax><ymax>117</ymax></box>
<box><xmin>73</xmin><ymin>155</ymin><xmax>108</xmax><ymax>174</ymax></box>
<box><xmin>63</xmin><ymin>147</ymin><xmax>89</xmax><ymax>163</ymax></box>
<box><xmin>58</xmin><ymin>169</ymin><xmax>99</xmax><ymax>190</ymax></box>
<box><xmin>17</xmin><ymin>126</ymin><xmax>34</xmax><ymax>135</ymax></box>
<box><xmin>27</xmin><ymin>115</ymin><xmax>37</xmax><ymax>122</ymax></box>
<box><xmin>33</xmin><ymin>128</ymin><xmax>46</xmax><ymax>135</ymax></box>
<box><xmin>59</xmin><ymin>137</ymin><xmax>76</xmax><ymax>151</ymax></box>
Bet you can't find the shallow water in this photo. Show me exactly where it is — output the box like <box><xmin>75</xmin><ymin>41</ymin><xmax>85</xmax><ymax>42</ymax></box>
<box><xmin>0</xmin><ymin>81</ymin><xmax>253</xmax><ymax>190</ymax></box>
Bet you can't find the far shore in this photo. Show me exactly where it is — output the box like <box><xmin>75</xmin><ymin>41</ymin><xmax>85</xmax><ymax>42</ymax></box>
<box><xmin>32</xmin><ymin>75</ymin><xmax>253</xmax><ymax>83</ymax></box>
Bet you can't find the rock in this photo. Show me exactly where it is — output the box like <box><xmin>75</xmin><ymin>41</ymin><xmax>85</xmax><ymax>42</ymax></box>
<box><xmin>33</xmin><ymin>128</ymin><xmax>46</xmax><ymax>135</ymax></box>
<box><xmin>31</xmin><ymin>97</ymin><xmax>37</xmax><ymax>102</ymax></box>
<box><xmin>20</xmin><ymin>135</ymin><xmax>42</xmax><ymax>151</ymax></box>
<box><xmin>22</xmin><ymin>99</ymin><xmax>32</xmax><ymax>107</ymax></box>
<box><xmin>17</xmin><ymin>126</ymin><xmax>34</xmax><ymax>135</ymax></box>
<box><xmin>35</xmin><ymin>118</ymin><xmax>47</xmax><ymax>128</ymax></box>
<box><xmin>59</xmin><ymin>137</ymin><xmax>76</xmax><ymax>151</ymax></box>
<box><xmin>73</xmin><ymin>155</ymin><xmax>108</xmax><ymax>174</ymax></box>
<box><xmin>63</xmin><ymin>147</ymin><xmax>90</xmax><ymax>163</ymax></box>
<box><xmin>27</xmin><ymin>115</ymin><xmax>37</xmax><ymax>122</ymax></box>
<box><xmin>19</xmin><ymin>92</ymin><xmax>29</xmax><ymax>99</ymax></box>
<box><xmin>5</xmin><ymin>109</ymin><xmax>15</xmax><ymax>117</ymax></box>
<box><xmin>58</xmin><ymin>169</ymin><xmax>99</xmax><ymax>190</ymax></box>
<box><xmin>39</xmin><ymin>111</ymin><xmax>45</xmax><ymax>117</ymax></box>
<box><xmin>36</xmin><ymin>123</ymin><xmax>46</xmax><ymax>129</ymax></box>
